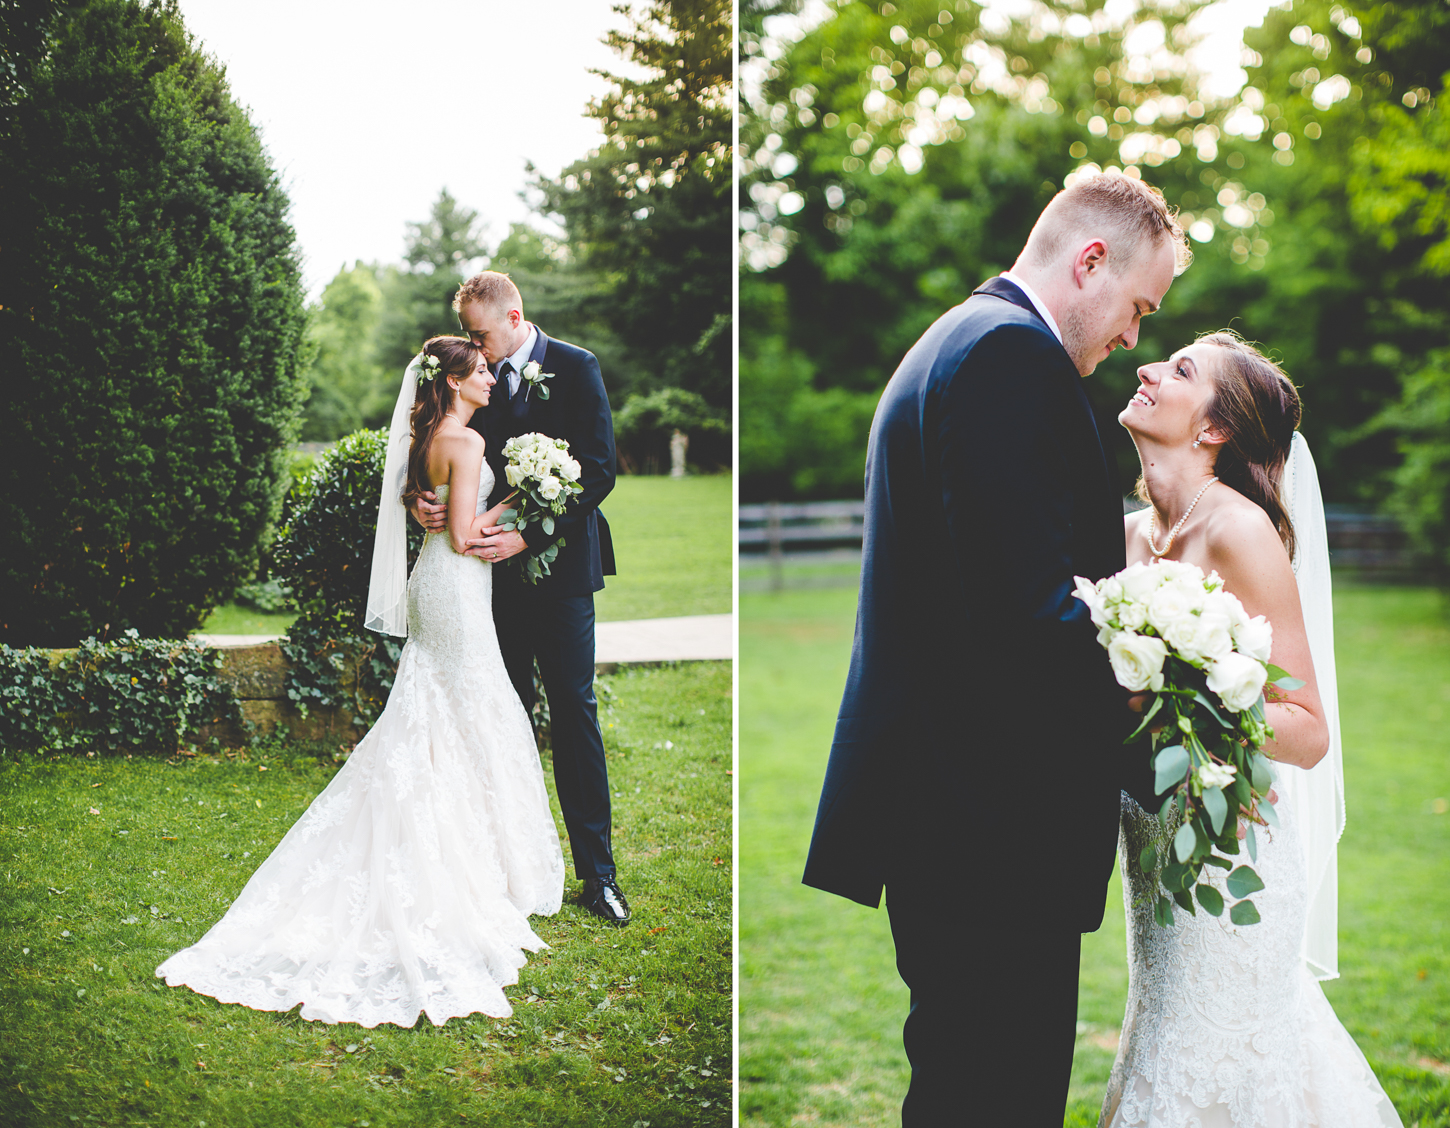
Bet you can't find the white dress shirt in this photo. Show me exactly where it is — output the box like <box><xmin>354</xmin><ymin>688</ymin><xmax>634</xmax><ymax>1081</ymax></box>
<box><xmin>500</xmin><ymin>324</ymin><xmax>538</xmax><ymax>398</ymax></box>
<box><xmin>998</xmin><ymin>271</ymin><xmax>1064</xmax><ymax>345</ymax></box>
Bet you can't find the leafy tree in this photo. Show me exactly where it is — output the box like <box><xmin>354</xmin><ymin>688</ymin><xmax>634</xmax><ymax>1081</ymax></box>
<box><xmin>301</xmin><ymin>263</ymin><xmax>389</xmax><ymax>441</ymax></box>
<box><xmin>740</xmin><ymin>0</ymin><xmax>1448</xmax><ymax>514</ymax></box>
<box><xmin>0</xmin><ymin>0</ymin><xmax>309</xmax><ymax>645</ymax></box>
<box><xmin>535</xmin><ymin>0</ymin><xmax>732</xmax><ymax>408</ymax></box>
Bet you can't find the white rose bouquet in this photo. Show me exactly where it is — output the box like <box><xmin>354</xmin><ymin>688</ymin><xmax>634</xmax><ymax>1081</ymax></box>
<box><xmin>1073</xmin><ymin>560</ymin><xmax>1304</xmax><ymax>927</ymax></box>
<box><xmin>496</xmin><ymin>432</ymin><xmax>583</xmax><ymax>584</ymax></box>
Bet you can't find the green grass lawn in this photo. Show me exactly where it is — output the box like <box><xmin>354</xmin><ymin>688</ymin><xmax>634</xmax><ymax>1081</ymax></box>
<box><xmin>198</xmin><ymin>473</ymin><xmax>732</xmax><ymax>636</ymax></box>
<box><xmin>593</xmin><ymin>474</ymin><xmax>733</xmax><ymax>623</ymax></box>
<box><xmin>0</xmin><ymin>661</ymin><xmax>731</xmax><ymax>1127</ymax></box>
<box><xmin>740</xmin><ymin>581</ymin><xmax>1450</xmax><ymax>1127</ymax></box>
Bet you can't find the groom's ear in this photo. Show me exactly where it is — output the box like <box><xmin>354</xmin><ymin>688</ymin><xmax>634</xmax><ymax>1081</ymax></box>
<box><xmin>1072</xmin><ymin>238</ymin><xmax>1110</xmax><ymax>288</ymax></box>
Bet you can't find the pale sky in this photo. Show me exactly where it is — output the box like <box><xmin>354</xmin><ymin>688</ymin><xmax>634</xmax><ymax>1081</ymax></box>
<box><xmin>176</xmin><ymin>0</ymin><xmax>638</xmax><ymax>299</ymax></box>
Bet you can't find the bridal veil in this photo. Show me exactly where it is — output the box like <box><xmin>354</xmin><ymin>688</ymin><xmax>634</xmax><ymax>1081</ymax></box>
<box><xmin>1278</xmin><ymin>430</ymin><xmax>1346</xmax><ymax>980</ymax></box>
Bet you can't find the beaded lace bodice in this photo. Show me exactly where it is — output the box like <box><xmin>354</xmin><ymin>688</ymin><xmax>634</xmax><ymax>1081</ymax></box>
<box><xmin>158</xmin><ymin>460</ymin><xmax>564</xmax><ymax>1027</ymax></box>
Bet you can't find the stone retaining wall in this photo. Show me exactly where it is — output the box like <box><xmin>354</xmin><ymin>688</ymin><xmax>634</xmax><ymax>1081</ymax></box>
<box><xmin>197</xmin><ymin>642</ymin><xmax>365</xmax><ymax>748</ymax></box>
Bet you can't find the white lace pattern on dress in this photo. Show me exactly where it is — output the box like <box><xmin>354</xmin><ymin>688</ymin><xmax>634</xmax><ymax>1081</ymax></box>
<box><xmin>157</xmin><ymin>462</ymin><xmax>564</xmax><ymax>1027</ymax></box>
<box><xmin>1100</xmin><ymin>791</ymin><xmax>1402</xmax><ymax>1127</ymax></box>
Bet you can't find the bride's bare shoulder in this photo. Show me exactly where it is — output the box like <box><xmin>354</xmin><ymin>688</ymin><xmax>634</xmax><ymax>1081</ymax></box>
<box><xmin>1200</xmin><ymin>487</ymin><xmax>1289</xmax><ymax>576</ymax></box>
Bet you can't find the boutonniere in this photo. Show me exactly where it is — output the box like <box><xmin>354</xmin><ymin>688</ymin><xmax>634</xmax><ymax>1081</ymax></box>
<box><xmin>521</xmin><ymin>360</ymin><xmax>554</xmax><ymax>401</ymax></box>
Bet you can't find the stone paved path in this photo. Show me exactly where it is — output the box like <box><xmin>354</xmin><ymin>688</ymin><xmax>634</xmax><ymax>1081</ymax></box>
<box><xmin>193</xmin><ymin>612</ymin><xmax>733</xmax><ymax>664</ymax></box>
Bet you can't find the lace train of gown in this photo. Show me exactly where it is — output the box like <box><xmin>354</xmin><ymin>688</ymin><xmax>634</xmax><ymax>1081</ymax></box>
<box><xmin>156</xmin><ymin>463</ymin><xmax>565</xmax><ymax>1027</ymax></box>
<box><xmin>1101</xmin><ymin>790</ymin><xmax>1402</xmax><ymax>1128</ymax></box>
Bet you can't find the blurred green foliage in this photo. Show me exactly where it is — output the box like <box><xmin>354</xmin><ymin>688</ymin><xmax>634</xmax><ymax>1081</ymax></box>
<box><xmin>741</xmin><ymin>0</ymin><xmax>1450</xmax><ymax>569</ymax></box>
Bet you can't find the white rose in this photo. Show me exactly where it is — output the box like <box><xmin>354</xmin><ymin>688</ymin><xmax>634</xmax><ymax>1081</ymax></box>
<box><xmin>1097</xmin><ymin>624</ymin><xmax>1120</xmax><ymax>649</ymax></box>
<box><xmin>1188</xmin><ymin>610</ymin><xmax>1235</xmax><ymax>663</ymax></box>
<box><xmin>1162</xmin><ymin>614</ymin><xmax>1204</xmax><ymax>664</ymax></box>
<box><xmin>523</xmin><ymin>361</ymin><xmax>542</xmax><ymax>379</ymax></box>
<box><xmin>505</xmin><ymin>463</ymin><xmax>525</xmax><ymax>488</ymax></box>
<box><xmin>538</xmin><ymin>475</ymin><xmax>562</xmax><ymax>500</ymax></box>
<box><xmin>1203</xmin><ymin>588</ymin><xmax>1246</xmax><ymax>632</ymax></box>
<box><xmin>1205</xmin><ymin>652</ymin><xmax>1269</xmax><ymax>712</ymax></box>
<box><xmin>1118</xmin><ymin>561</ymin><xmax>1164</xmax><ymax>603</ymax></box>
<box><xmin>1073</xmin><ymin>576</ymin><xmax>1111</xmax><ymax>630</ymax></box>
<box><xmin>1232</xmin><ymin>614</ymin><xmax>1274</xmax><ymax>663</ymax></box>
<box><xmin>1197</xmin><ymin>761</ymin><xmax>1238</xmax><ymax>790</ymax></box>
<box><xmin>560</xmin><ymin>456</ymin><xmax>581</xmax><ymax>482</ymax></box>
<box><xmin>1118</xmin><ymin>600</ymin><xmax>1149</xmax><ymax>632</ymax></box>
<box><xmin>1108</xmin><ymin>632</ymin><xmax>1168</xmax><ymax>692</ymax></box>
<box><xmin>1146</xmin><ymin>581</ymin><xmax>1197</xmax><ymax>635</ymax></box>
<box><xmin>1100</xmin><ymin>576</ymin><xmax>1125</xmax><ymax>604</ymax></box>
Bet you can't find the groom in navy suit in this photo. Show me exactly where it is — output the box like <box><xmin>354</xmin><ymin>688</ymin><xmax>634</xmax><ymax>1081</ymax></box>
<box><xmin>802</xmin><ymin>175</ymin><xmax>1188</xmax><ymax>1123</ymax></box>
<box><xmin>415</xmin><ymin>271</ymin><xmax>629</xmax><ymax>925</ymax></box>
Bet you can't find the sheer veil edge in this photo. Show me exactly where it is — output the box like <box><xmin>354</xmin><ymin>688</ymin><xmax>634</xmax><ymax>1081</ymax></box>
<box><xmin>1277</xmin><ymin>430</ymin><xmax>1346</xmax><ymax>980</ymax></box>
<box><xmin>364</xmin><ymin>358</ymin><xmax>422</xmax><ymax>638</ymax></box>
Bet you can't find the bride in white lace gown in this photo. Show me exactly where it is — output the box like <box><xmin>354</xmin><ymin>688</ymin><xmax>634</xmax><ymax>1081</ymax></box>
<box><xmin>1099</xmin><ymin>332</ymin><xmax>1402</xmax><ymax>1127</ymax></box>
<box><xmin>157</xmin><ymin>337</ymin><xmax>564</xmax><ymax>1028</ymax></box>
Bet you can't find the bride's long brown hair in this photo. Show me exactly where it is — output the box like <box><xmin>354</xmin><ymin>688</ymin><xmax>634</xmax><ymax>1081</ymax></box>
<box><xmin>1138</xmin><ymin>329</ymin><xmax>1302</xmax><ymax>559</ymax></box>
<box><xmin>401</xmin><ymin>336</ymin><xmax>486</xmax><ymax>509</ymax></box>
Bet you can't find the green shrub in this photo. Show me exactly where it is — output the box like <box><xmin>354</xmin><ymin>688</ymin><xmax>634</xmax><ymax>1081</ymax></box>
<box><xmin>0</xmin><ymin>0</ymin><xmax>310</xmax><ymax>647</ymax></box>
<box><xmin>0</xmin><ymin>630</ymin><xmax>239</xmax><ymax>754</ymax></box>
<box><xmin>615</xmin><ymin>387</ymin><xmax>730</xmax><ymax>474</ymax></box>
<box><xmin>270</xmin><ymin>430</ymin><xmax>423</xmax><ymax>725</ymax></box>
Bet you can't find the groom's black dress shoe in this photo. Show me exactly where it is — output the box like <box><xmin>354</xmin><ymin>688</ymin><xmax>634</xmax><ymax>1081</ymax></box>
<box><xmin>580</xmin><ymin>876</ymin><xmax>631</xmax><ymax>925</ymax></box>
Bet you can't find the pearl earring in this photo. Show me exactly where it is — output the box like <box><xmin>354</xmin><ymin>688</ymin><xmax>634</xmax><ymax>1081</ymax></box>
<box><xmin>1192</xmin><ymin>438</ymin><xmax>1202</xmax><ymax>449</ymax></box>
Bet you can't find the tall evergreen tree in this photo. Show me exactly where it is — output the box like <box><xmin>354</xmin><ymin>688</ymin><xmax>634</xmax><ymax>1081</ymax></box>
<box><xmin>0</xmin><ymin>0</ymin><xmax>309</xmax><ymax>644</ymax></box>
<box><xmin>536</xmin><ymin>0</ymin><xmax>733</xmax><ymax>408</ymax></box>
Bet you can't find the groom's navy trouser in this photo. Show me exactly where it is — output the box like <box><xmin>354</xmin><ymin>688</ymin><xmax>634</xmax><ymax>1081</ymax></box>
<box><xmin>887</xmin><ymin>869</ymin><xmax>1082</xmax><ymax>1127</ymax></box>
<box><xmin>494</xmin><ymin>585</ymin><xmax>614</xmax><ymax>882</ymax></box>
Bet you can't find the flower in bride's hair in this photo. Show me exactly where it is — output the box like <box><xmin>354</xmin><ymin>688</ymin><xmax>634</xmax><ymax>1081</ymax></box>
<box><xmin>1205</xmin><ymin>651</ymin><xmax>1268</xmax><ymax>712</ymax></box>
<box><xmin>414</xmin><ymin>351</ymin><xmax>442</xmax><ymax>385</ymax></box>
<box><xmin>1108</xmin><ymin>632</ymin><xmax>1168</xmax><ymax>692</ymax></box>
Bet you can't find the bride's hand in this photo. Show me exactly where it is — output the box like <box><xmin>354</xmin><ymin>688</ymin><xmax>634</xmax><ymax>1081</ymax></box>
<box><xmin>1236</xmin><ymin>788</ymin><xmax>1279</xmax><ymax>839</ymax></box>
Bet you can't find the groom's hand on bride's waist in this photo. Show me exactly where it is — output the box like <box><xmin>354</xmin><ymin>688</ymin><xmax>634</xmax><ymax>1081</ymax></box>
<box><xmin>409</xmin><ymin>492</ymin><xmax>448</xmax><ymax>532</ymax></box>
<box><xmin>465</xmin><ymin>527</ymin><xmax>526</xmax><ymax>562</ymax></box>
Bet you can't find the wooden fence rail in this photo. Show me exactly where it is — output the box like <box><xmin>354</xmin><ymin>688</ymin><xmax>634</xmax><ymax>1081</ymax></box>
<box><xmin>740</xmin><ymin>499</ymin><xmax>1427</xmax><ymax>580</ymax></box>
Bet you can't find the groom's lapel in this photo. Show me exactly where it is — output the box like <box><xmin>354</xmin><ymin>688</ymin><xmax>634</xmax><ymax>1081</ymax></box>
<box><xmin>529</xmin><ymin>326</ymin><xmax>550</xmax><ymax>366</ymax></box>
<box><xmin>510</xmin><ymin>326</ymin><xmax>551</xmax><ymax>423</ymax></box>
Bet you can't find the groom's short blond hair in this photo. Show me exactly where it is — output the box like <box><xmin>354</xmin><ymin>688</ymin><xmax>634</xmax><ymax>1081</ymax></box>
<box><xmin>1024</xmin><ymin>173</ymin><xmax>1191</xmax><ymax>276</ymax></box>
<box><xmin>453</xmin><ymin>271</ymin><xmax>523</xmax><ymax>316</ymax></box>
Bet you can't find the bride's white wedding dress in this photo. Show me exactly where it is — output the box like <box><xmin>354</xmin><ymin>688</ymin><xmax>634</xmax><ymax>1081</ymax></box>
<box><xmin>1100</xmin><ymin>790</ymin><xmax>1403</xmax><ymax>1127</ymax></box>
<box><xmin>157</xmin><ymin>461</ymin><xmax>564</xmax><ymax>1027</ymax></box>
<box><xmin>1101</xmin><ymin>432</ymin><xmax>1403</xmax><ymax>1127</ymax></box>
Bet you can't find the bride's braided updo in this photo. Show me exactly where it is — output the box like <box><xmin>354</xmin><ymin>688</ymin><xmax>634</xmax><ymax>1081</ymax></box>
<box><xmin>1197</xmin><ymin>330</ymin><xmax>1301</xmax><ymax>560</ymax></box>
<box><xmin>402</xmin><ymin>335</ymin><xmax>487</xmax><ymax>509</ymax></box>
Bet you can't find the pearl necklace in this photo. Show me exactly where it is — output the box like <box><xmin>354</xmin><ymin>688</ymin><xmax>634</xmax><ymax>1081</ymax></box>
<box><xmin>1146</xmin><ymin>476</ymin><xmax>1218</xmax><ymax>558</ymax></box>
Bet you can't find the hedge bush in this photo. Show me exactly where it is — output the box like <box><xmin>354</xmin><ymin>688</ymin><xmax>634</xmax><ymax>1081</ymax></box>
<box><xmin>270</xmin><ymin>430</ymin><xmax>423</xmax><ymax>726</ymax></box>
<box><xmin>0</xmin><ymin>630</ymin><xmax>239</xmax><ymax>754</ymax></box>
<box><xmin>0</xmin><ymin>0</ymin><xmax>310</xmax><ymax>646</ymax></box>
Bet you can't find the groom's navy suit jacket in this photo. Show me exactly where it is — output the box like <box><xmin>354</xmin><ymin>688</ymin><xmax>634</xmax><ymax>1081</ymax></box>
<box><xmin>802</xmin><ymin>278</ymin><xmax>1130</xmax><ymax>932</ymax></box>
<box><xmin>473</xmin><ymin>326</ymin><xmax>616</xmax><ymax>596</ymax></box>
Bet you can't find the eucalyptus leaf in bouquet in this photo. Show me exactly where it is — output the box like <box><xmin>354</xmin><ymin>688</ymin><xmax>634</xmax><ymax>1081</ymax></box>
<box><xmin>496</xmin><ymin>432</ymin><xmax>583</xmax><ymax>584</ymax></box>
<box><xmin>1074</xmin><ymin>560</ymin><xmax>1305</xmax><ymax>927</ymax></box>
